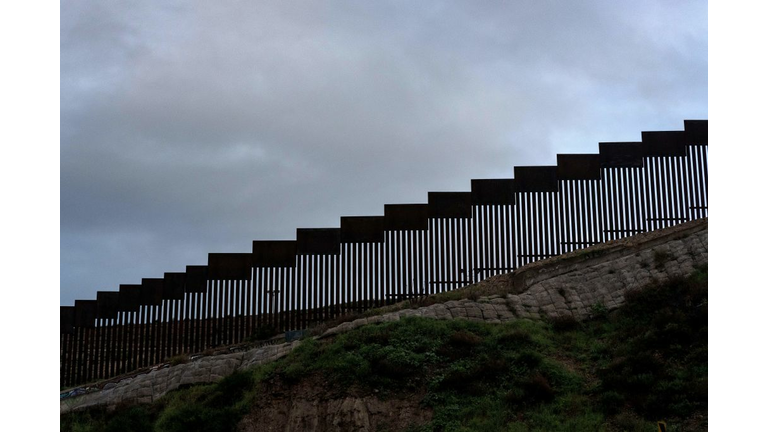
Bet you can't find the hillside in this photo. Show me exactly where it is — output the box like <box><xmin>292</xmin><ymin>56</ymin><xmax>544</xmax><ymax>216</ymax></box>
<box><xmin>61</xmin><ymin>263</ymin><xmax>707</xmax><ymax>431</ymax></box>
<box><xmin>61</xmin><ymin>219</ymin><xmax>708</xmax><ymax>431</ymax></box>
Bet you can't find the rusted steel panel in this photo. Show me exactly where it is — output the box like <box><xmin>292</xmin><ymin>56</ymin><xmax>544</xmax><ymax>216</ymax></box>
<box><xmin>96</xmin><ymin>291</ymin><xmax>120</xmax><ymax>319</ymax></box>
<box><xmin>641</xmin><ymin>131</ymin><xmax>687</xmax><ymax>157</ymax></box>
<box><xmin>514</xmin><ymin>166</ymin><xmax>559</xmax><ymax>192</ymax></box>
<box><xmin>185</xmin><ymin>265</ymin><xmax>208</xmax><ymax>293</ymax></box>
<box><xmin>428</xmin><ymin>192</ymin><xmax>472</xmax><ymax>218</ymax></box>
<box><xmin>340</xmin><ymin>216</ymin><xmax>386</xmax><ymax>243</ymax></box>
<box><xmin>252</xmin><ymin>240</ymin><xmax>297</xmax><ymax>267</ymax></box>
<box><xmin>297</xmin><ymin>228</ymin><xmax>341</xmax><ymax>255</ymax></box>
<box><xmin>384</xmin><ymin>204</ymin><xmax>429</xmax><ymax>230</ymax></box>
<box><xmin>684</xmin><ymin>120</ymin><xmax>708</xmax><ymax>146</ymax></box>
<box><xmin>61</xmin><ymin>306</ymin><xmax>75</xmax><ymax>334</ymax></box>
<box><xmin>557</xmin><ymin>154</ymin><xmax>601</xmax><ymax>180</ymax></box>
<box><xmin>140</xmin><ymin>278</ymin><xmax>164</xmax><ymax>306</ymax></box>
<box><xmin>471</xmin><ymin>179</ymin><xmax>515</xmax><ymax>205</ymax></box>
<box><xmin>118</xmin><ymin>284</ymin><xmax>142</xmax><ymax>311</ymax></box>
<box><xmin>162</xmin><ymin>272</ymin><xmax>185</xmax><ymax>300</ymax></box>
<box><xmin>599</xmin><ymin>142</ymin><xmax>644</xmax><ymax>168</ymax></box>
<box><xmin>74</xmin><ymin>300</ymin><xmax>98</xmax><ymax>328</ymax></box>
<box><xmin>208</xmin><ymin>253</ymin><xmax>253</xmax><ymax>280</ymax></box>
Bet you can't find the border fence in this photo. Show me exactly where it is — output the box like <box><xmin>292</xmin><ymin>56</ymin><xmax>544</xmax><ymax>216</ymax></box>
<box><xmin>60</xmin><ymin>120</ymin><xmax>707</xmax><ymax>387</ymax></box>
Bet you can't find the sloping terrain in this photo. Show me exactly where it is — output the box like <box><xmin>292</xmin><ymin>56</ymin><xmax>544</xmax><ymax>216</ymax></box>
<box><xmin>61</xmin><ymin>264</ymin><xmax>707</xmax><ymax>432</ymax></box>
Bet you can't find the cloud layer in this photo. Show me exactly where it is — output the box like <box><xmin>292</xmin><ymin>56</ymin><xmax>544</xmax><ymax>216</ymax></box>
<box><xmin>61</xmin><ymin>1</ymin><xmax>707</xmax><ymax>305</ymax></box>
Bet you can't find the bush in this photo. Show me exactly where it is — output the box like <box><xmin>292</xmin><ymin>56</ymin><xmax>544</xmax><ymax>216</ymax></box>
<box><xmin>550</xmin><ymin>315</ymin><xmax>580</xmax><ymax>332</ymax></box>
<box><xmin>155</xmin><ymin>403</ymin><xmax>238</xmax><ymax>432</ymax></box>
<box><xmin>449</xmin><ymin>329</ymin><xmax>483</xmax><ymax>347</ymax></box>
<box><xmin>496</xmin><ymin>329</ymin><xmax>533</xmax><ymax>347</ymax></box>
<box><xmin>598</xmin><ymin>390</ymin><xmax>625</xmax><ymax>415</ymax></box>
<box><xmin>522</xmin><ymin>372</ymin><xmax>555</xmax><ymax>404</ymax></box>
<box><xmin>105</xmin><ymin>406</ymin><xmax>154</xmax><ymax>432</ymax></box>
<box><xmin>590</xmin><ymin>302</ymin><xmax>609</xmax><ymax>319</ymax></box>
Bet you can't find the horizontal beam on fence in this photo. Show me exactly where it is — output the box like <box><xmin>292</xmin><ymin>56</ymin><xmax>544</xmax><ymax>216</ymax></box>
<box><xmin>340</xmin><ymin>216</ymin><xmax>386</xmax><ymax>243</ymax></box>
<box><xmin>296</xmin><ymin>228</ymin><xmax>341</xmax><ymax>255</ymax></box>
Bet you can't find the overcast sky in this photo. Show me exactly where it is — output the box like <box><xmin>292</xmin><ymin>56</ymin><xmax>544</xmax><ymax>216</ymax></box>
<box><xmin>60</xmin><ymin>0</ymin><xmax>707</xmax><ymax>306</ymax></box>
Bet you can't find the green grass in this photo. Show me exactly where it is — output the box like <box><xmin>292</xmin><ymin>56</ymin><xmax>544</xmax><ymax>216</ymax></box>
<box><xmin>62</xmin><ymin>267</ymin><xmax>707</xmax><ymax>431</ymax></box>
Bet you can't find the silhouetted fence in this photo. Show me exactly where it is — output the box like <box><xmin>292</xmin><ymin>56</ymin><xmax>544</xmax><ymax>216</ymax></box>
<box><xmin>60</xmin><ymin>120</ymin><xmax>708</xmax><ymax>387</ymax></box>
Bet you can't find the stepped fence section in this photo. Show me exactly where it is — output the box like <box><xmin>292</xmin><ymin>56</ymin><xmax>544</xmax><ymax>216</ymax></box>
<box><xmin>60</xmin><ymin>120</ymin><xmax>708</xmax><ymax>387</ymax></box>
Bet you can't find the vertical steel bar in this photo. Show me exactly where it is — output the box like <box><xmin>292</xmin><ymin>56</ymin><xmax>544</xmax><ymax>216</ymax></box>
<box><xmin>438</xmin><ymin>219</ymin><xmax>444</xmax><ymax>292</ymax></box>
<box><xmin>515</xmin><ymin>193</ymin><xmax>522</xmax><ymax>269</ymax></box>
<box><xmin>380</xmin><ymin>240</ymin><xmax>386</xmax><ymax>306</ymax></box>
<box><xmin>546</xmin><ymin>193</ymin><xmax>555</xmax><ymax>258</ymax></box>
<box><xmin>368</xmin><ymin>242</ymin><xmax>374</xmax><ymax>308</ymax></box>
<box><xmin>304</xmin><ymin>254</ymin><xmax>310</xmax><ymax>326</ymax></box>
<box><xmin>357</xmin><ymin>247</ymin><xmax>363</xmax><ymax>310</ymax></box>
<box><xmin>472</xmin><ymin>206</ymin><xmax>479</xmax><ymax>283</ymax></box>
<box><xmin>612</xmin><ymin>168</ymin><xmax>622</xmax><ymax>239</ymax></box>
<box><xmin>418</xmin><ymin>230</ymin><xmax>425</xmax><ymax>296</ymax></box>
<box><xmin>278</xmin><ymin>268</ymin><xmax>285</xmax><ymax>332</ymax></box>
<box><xmin>621</xmin><ymin>168</ymin><xmax>630</xmax><ymax>235</ymax></box>
<box><xmin>141</xmin><ymin>305</ymin><xmax>149</xmax><ymax>368</ymax></box>
<box><xmin>577</xmin><ymin>180</ymin><xmax>586</xmax><ymax>248</ymax></box>
<box><xmin>461</xmin><ymin>217</ymin><xmax>469</xmax><ymax>285</ymax></box>
<box><xmin>498</xmin><ymin>204</ymin><xmax>503</xmax><ymax>276</ymax></box>
<box><xmin>537</xmin><ymin>192</ymin><xmax>544</xmax><ymax>260</ymax></box>
<box><xmin>652</xmin><ymin>158</ymin><xmax>662</xmax><ymax>230</ymax></box>
<box><xmin>447</xmin><ymin>218</ymin><xmax>454</xmax><ymax>289</ymax></box>
<box><xmin>674</xmin><ymin>156</ymin><xmax>686</xmax><ymax>223</ymax></box>
<box><xmin>343</xmin><ymin>244</ymin><xmax>350</xmax><ymax>315</ymax></box>
<box><xmin>631</xmin><ymin>168</ymin><xmax>642</xmax><ymax>235</ymax></box>
<box><xmin>663</xmin><ymin>157</ymin><xmax>674</xmax><ymax>227</ymax></box>
<box><xmin>428</xmin><ymin>220</ymin><xmax>435</xmax><ymax>295</ymax></box>
<box><xmin>505</xmin><ymin>204</ymin><xmax>513</xmax><ymax>271</ymax></box>
<box><xmin>703</xmin><ymin>146</ymin><xmax>709</xmax><ymax>213</ymax></box>
<box><xmin>386</xmin><ymin>231</ymin><xmax>392</xmax><ymax>302</ymax></box>
<box><xmin>310</xmin><ymin>254</ymin><xmax>316</xmax><ymax>324</ymax></box>
<box><xmin>558</xmin><ymin>181</ymin><xmax>567</xmax><ymax>254</ymax></box>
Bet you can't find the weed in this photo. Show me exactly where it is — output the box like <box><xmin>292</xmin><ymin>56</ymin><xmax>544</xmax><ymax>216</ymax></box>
<box><xmin>612</xmin><ymin>411</ymin><xmax>651</xmax><ymax>432</ymax></box>
<box><xmin>496</xmin><ymin>328</ymin><xmax>533</xmax><ymax>346</ymax></box>
<box><xmin>549</xmin><ymin>315</ymin><xmax>579</xmax><ymax>332</ymax></box>
<box><xmin>104</xmin><ymin>406</ymin><xmax>155</xmax><ymax>432</ymax></box>
<box><xmin>653</xmin><ymin>249</ymin><xmax>672</xmax><ymax>268</ymax></box>
<box><xmin>448</xmin><ymin>329</ymin><xmax>483</xmax><ymax>348</ymax></box>
<box><xmin>522</xmin><ymin>372</ymin><xmax>555</xmax><ymax>404</ymax></box>
<box><xmin>590</xmin><ymin>302</ymin><xmax>609</xmax><ymax>319</ymax></box>
<box><xmin>467</xmin><ymin>289</ymin><xmax>481</xmax><ymax>301</ymax></box>
<box><xmin>167</xmin><ymin>354</ymin><xmax>189</xmax><ymax>366</ymax></box>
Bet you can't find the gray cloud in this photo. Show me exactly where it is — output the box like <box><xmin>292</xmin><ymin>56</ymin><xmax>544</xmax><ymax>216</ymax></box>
<box><xmin>61</xmin><ymin>0</ymin><xmax>707</xmax><ymax>305</ymax></box>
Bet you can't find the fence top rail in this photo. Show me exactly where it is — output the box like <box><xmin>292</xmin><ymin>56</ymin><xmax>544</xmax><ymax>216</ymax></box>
<box><xmin>471</xmin><ymin>179</ymin><xmax>515</xmax><ymax>205</ymax></box>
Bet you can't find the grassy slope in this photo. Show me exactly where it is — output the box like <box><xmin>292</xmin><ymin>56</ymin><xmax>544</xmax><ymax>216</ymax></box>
<box><xmin>61</xmin><ymin>266</ymin><xmax>707</xmax><ymax>432</ymax></box>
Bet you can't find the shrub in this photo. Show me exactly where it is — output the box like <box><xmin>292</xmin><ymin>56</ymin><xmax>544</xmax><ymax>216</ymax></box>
<box><xmin>105</xmin><ymin>406</ymin><xmax>154</xmax><ymax>432</ymax></box>
<box><xmin>515</xmin><ymin>350</ymin><xmax>543</xmax><ymax>369</ymax></box>
<box><xmin>598</xmin><ymin>390</ymin><xmax>625</xmax><ymax>415</ymax></box>
<box><xmin>449</xmin><ymin>329</ymin><xmax>483</xmax><ymax>348</ymax></box>
<box><xmin>496</xmin><ymin>329</ymin><xmax>534</xmax><ymax>347</ymax></box>
<box><xmin>154</xmin><ymin>403</ymin><xmax>237</xmax><ymax>432</ymax></box>
<box><xmin>167</xmin><ymin>354</ymin><xmax>189</xmax><ymax>366</ymax></box>
<box><xmin>550</xmin><ymin>315</ymin><xmax>580</xmax><ymax>332</ymax></box>
<box><xmin>590</xmin><ymin>302</ymin><xmax>608</xmax><ymax>319</ymax></box>
<box><xmin>209</xmin><ymin>371</ymin><xmax>254</xmax><ymax>407</ymax></box>
<box><xmin>522</xmin><ymin>372</ymin><xmax>555</xmax><ymax>404</ymax></box>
